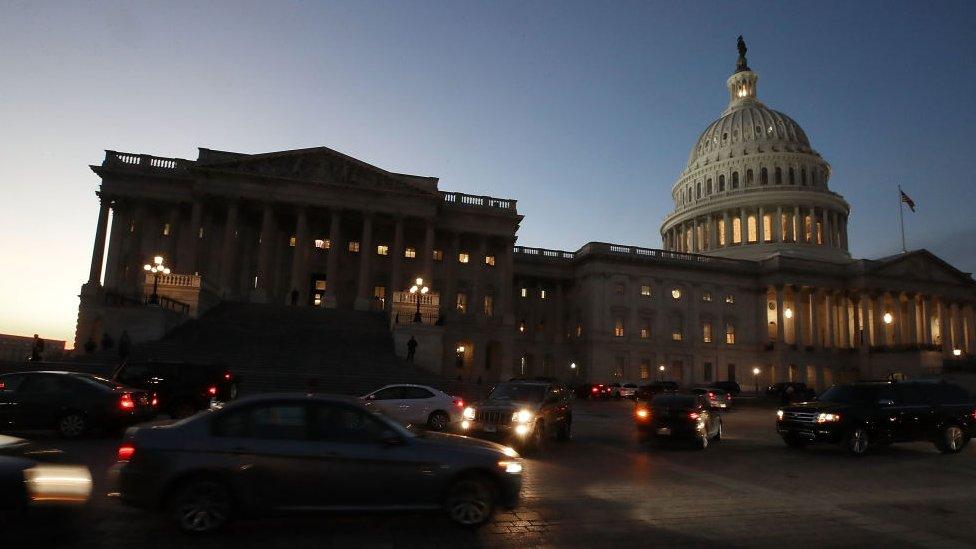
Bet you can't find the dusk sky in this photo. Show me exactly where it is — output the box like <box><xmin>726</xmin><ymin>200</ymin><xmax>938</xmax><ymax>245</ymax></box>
<box><xmin>1</xmin><ymin>1</ymin><xmax>974</xmax><ymax>346</ymax></box>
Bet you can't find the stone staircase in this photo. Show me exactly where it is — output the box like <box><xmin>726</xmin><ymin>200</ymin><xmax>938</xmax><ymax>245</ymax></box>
<box><xmin>120</xmin><ymin>302</ymin><xmax>473</xmax><ymax>398</ymax></box>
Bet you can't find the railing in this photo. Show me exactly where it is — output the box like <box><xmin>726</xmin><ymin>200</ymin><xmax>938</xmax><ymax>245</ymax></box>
<box><xmin>144</xmin><ymin>273</ymin><xmax>201</xmax><ymax>288</ymax></box>
<box><xmin>513</xmin><ymin>242</ymin><xmax>752</xmax><ymax>268</ymax></box>
<box><xmin>391</xmin><ymin>291</ymin><xmax>441</xmax><ymax>326</ymax></box>
<box><xmin>103</xmin><ymin>150</ymin><xmax>191</xmax><ymax>172</ymax></box>
<box><xmin>513</xmin><ymin>246</ymin><xmax>575</xmax><ymax>260</ymax></box>
<box><xmin>441</xmin><ymin>191</ymin><xmax>517</xmax><ymax>212</ymax></box>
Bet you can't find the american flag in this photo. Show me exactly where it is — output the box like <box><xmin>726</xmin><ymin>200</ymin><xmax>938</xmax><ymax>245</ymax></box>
<box><xmin>900</xmin><ymin>189</ymin><xmax>916</xmax><ymax>212</ymax></box>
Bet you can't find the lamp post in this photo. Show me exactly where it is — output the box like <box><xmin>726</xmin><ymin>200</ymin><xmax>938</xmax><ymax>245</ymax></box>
<box><xmin>143</xmin><ymin>255</ymin><xmax>170</xmax><ymax>305</ymax></box>
<box><xmin>658</xmin><ymin>364</ymin><xmax>665</xmax><ymax>381</ymax></box>
<box><xmin>409</xmin><ymin>277</ymin><xmax>429</xmax><ymax>323</ymax></box>
<box><xmin>752</xmin><ymin>367</ymin><xmax>761</xmax><ymax>396</ymax></box>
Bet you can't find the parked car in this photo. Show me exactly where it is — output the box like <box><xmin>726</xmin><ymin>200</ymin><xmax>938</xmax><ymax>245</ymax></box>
<box><xmin>710</xmin><ymin>381</ymin><xmax>741</xmax><ymax>396</ymax></box>
<box><xmin>0</xmin><ymin>371</ymin><xmax>157</xmax><ymax>438</ymax></box>
<box><xmin>691</xmin><ymin>387</ymin><xmax>731</xmax><ymax>410</ymax></box>
<box><xmin>113</xmin><ymin>361</ymin><xmax>238</xmax><ymax>419</ymax></box>
<box><xmin>635</xmin><ymin>381</ymin><xmax>679</xmax><ymax>402</ymax></box>
<box><xmin>634</xmin><ymin>393</ymin><xmax>723</xmax><ymax>449</ymax></box>
<box><xmin>607</xmin><ymin>383</ymin><xmax>623</xmax><ymax>399</ymax></box>
<box><xmin>619</xmin><ymin>383</ymin><xmax>639</xmax><ymax>400</ymax></box>
<box><xmin>0</xmin><ymin>434</ymin><xmax>92</xmax><ymax>529</ymax></box>
<box><xmin>574</xmin><ymin>383</ymin><xmax>602</xmax><ymax>400</ymax></box>
<box><xmin>111</xmin><ymin>393</ymin><xmax>522</xmax><ymax>531</ymax></box>
<box><xmin>361</xmin><ymin>384</ymin><xmax>464</xmax><ymax>431</ymax></box>
<box><xmin>776</xmin><ymin>380</ymin><xmax>976</xmax><ymax>456</ymax></box>
<box><xmin>461</xmin><ymin>380</ymin><xmax>573</xmax><ymax>451</ymax></box>
<box><xmin>767</xmin><ymin>382</ymin><xmax>816</xmax><ymax>403</ymax></box>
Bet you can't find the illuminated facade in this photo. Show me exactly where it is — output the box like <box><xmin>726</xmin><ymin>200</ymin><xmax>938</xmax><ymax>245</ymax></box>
<box><xmin>76</xmin><ymin>44</ymin><xmax>976</xmax><ymax>388</ymax></box>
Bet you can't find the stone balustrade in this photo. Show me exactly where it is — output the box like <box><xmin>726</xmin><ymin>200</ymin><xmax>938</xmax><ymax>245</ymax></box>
<box><xmin>514</xmin><ymin>242</ymin><xmax>750</xmax><ymax>268</ymax></box>
<box><xmin>144</xmin><ymin>272</ymin><xmax>201</xmax><ymax>288</ymax></box>
<box><xmin>103</xmin><ymin>150</ymin><xmax>190</xmax><ymax>172</ymax></box>
<box><xmin>441</xmin><ymin>191</ymin><xmax>516</xmax><ymax>211</ymax></box>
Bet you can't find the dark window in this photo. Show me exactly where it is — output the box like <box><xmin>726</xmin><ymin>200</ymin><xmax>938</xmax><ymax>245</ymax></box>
<box><xmin>923</xmin><ymin>384</ymin><xmax>971</xmax><ymax>405</ymax></box>
<box><xmin>117</xmin><ymin>364</ymin><xmax>151</xmax><ymax>386</ymax></box>
<box><xmin>896</xmin><ymin>385</ymin><xmax>927</xmax><ymax>405</ymax></box>
<box><xmin>746</xmin><ymin>169</ymin><xmax>754</xmax><ymax>185</ymax></box>
<box><xmin>18</xmin><ymin>375</ymin><xmax>67</xmax><ymax>394</ymax></box>
<box><xmin>718</xmin><ymin>175</ymin><xmax>725</xmax><ymax>192</ymax></box>
<box><xmin>311</xmin><ymin>403</ymin><xmax>388</xmax><ymax>443</ymax></box>
<box><xmin>371</xmin><ymin>387</ymin><xmax>405</xmax><ymax>400</ymax></box>
<box><xmin>0</xmin><ymin>374</ymin><xmax>27</xmax><ymax>392</ymax></box>
<box><xmin>402</xmin><ymin>387</ymin><xmax>435</xmax><ymax>399</ymax></box>
<box><xmin>213</xmin><ymin>404</ymin><xmax>308</xmax><ymax>440</ymax></box>
<box><xmin>789</xmin><ymin>167</ymin><xmax>796</xmax><ymax>185</ymax></box>
<box><xmin>775</xmin><ymin>167</ymin><xmax>782</xmax><ymax>184</ymax></box>
<box><xmin>731</xmin><ymin>171</ymin><xmax>739</xmax><ymax>189</ymax></box>
<box><xmin>703</xmin><ymin>362</ymin><xmax>713</xmax><ymax>382</ymax></box>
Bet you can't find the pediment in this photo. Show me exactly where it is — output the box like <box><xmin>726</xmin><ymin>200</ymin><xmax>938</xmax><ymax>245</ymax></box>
<box><xmin>871</xmin><ymin>251</ymin><xmax>975</xmax><ymax>286</ymax></box>
<box><xmin>196</xmin><ymin>147</ymin><xmax>436</xmax><ymax>196</ymax></box>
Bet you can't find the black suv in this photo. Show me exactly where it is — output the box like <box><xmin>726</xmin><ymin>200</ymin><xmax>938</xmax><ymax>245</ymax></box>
<box><xmin>113</xmin><ymin>361</ymin><xmax>239</xmax><ymax>419</ymax></box>
<box><xmin>777</xmin><ymin>380</ymin><xmax>976</xmax><ymax>456</ymax></box>
<box><xmin>461</xmin><ymin>380</ymin><xmax>572</xmax><ymax>452</ymax></box>
<box><xmin>635</xmin><ymin>381</ymin><xmax>678</xmax><ymax>402</ymax></box>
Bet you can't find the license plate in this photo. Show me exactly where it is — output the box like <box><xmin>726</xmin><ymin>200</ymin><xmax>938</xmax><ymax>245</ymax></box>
<box><xmin>483</xmin><ymin>425</ymin><xmax>497</xmax><ymax>433</ymax></box>
<box><xmin>656</xmin><ymin>427</ymin><xmax>672</xmax><ymax>435</ymax></box>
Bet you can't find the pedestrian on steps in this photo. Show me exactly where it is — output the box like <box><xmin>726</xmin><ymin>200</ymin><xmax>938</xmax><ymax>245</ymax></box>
<box><xmin>290</xmin><ymin>288</ymin><xmax>299</xmax><ymax>306</ymax></box>
<box><xmin>406</xmin><ymin>336</ymin><xmax>418</xmax><ymax>363</ymax></box>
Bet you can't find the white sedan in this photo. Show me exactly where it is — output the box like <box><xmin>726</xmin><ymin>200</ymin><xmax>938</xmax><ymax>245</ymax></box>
<box><xmin>361</xmin><ymin>384</ymin><xmax>465</xmax><ymax>431</ymax></box>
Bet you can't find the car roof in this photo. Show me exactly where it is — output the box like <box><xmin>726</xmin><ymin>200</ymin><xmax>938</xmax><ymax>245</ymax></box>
<box><xmin>2</xmin><ymin>370</ymin><xmax>87</xmax><ymax>376</ymax></box>
<box><xmin>229</xmin><ymin>392</ymin><xmax>361</xmax><ymax>406</ymax></box>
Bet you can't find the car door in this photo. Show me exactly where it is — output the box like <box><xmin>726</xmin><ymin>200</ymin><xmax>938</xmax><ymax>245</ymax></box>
<box><xmin>363</xmin><ymin>386</ymin><xmax>408</xmax><ymax>423</ymax></box>
<box><xmin>209</xmin><ymin>401</ymin><xmax>316</xmax><ymax>510</ymax></box>
<box><xmin>893</xmin><ymin>384</ymin><xmax>930</xmax><ymax>441</ymax></box>
<box><xmin>401</xmin><ymin>386</ymin><xmax>436</xmax><ymax>425</ymax></box>
<box><xmin>0</xmin><ymin>374</ymin><xmax>27</xmax><ymax>430</ymax></box>
<box><xmin>12</xmin><ymin>374</ymin><xmax>69</xmax><ymax>429</ymax></box>
<box><xmin>307</xmin><ymin>402</ymin><xmax>440</xmax><ymax>508</ymax></box>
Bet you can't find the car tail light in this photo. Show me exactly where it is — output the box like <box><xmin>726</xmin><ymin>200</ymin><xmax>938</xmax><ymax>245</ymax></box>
<box><xmin>726</xmin><ymin>394</ymin><xmax>732</xmax><ymax>401</ymax></box>
<box><xmin>117</xmin><ymin>443</ymin><xmax>135</xmax><ymax>462</ymax></box>
<box><xmin>207</xmin><ymin>386</ymin><xmax>217</xmax><ymax>396</ymax></box>
<box><xmin>591</xmin><ymin>387</ymin><xmax>599</xmax><ymax>393</ymax></box>
<box><xmin>972</xmin><ymin>409</ymin><xmax>976</xmax><ymax>421</ymax></box>
<box><xmin>0</xmin><ymin>381</ymin><xmax>4</xmax><ymax>390</ymax></box>
<box><xmin>708</xmin><ymin>392</ymin><xmax>715</xmax><ymax>399</ymax></box>
<box><xmin>224</xmin><ymin>372</ymin><xmax>233</xmax><ymax>381</ymax></box>
<box><xmin>453</xmin><ymin>398</ymin><xmax>464</xmax><ymax>408</ymax></box>
<box><xmin>151</xmin><ymin>393</ymin><xmax>159</xmax><ymax>407</ymax></box>
<box><xmin>119</xmin><ymin>393</ymin><xmax>136</xmax><ymax>410</ymax></box>
<box><xmin>689</xmin><ymin>412</ymin><xmax>701</xmax><ymax>420</ymax></box>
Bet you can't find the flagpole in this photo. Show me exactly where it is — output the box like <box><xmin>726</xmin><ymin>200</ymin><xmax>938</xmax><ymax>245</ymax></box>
<box><xmin>898</xmin><ymin>184</ymin><xmax>907</xmax><ymax>253</ymax></box>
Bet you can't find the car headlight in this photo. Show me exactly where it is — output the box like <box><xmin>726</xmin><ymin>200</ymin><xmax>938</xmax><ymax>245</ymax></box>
<box><xmin>498</xmin><ymin>460</ymin><xmax>523</xmax><ymax>474</ymax></box>
<box><xmin>776</xmin><ymin>410</ymin><xmax>784</xmax><ymax>420</ymax></box>
<box><xmin>512</xmin><ymin>409</ymin><xmax>534</xmax><ymax>423</ymax></box>
<box><xmin>463</xmin><ymin>407</ymin><xmax>476</xmax><ymax>420</ymax></box>
<box><xmin>816</xmin><ymin>413</ymin><xmax>841</xmax><ymax>423</ymax></box>
<box><xmin>501</xmin><ymin>446</ymin><xmax>519</xmax><ymax>458</ymax></box>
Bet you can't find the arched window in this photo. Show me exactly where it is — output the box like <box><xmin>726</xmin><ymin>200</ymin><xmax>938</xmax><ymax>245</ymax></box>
<box><xmin>775</xmin><ymin>167</ymin><xmax>782</xmax><ymax>185</ymax></box>
<box><xmin>746</xmin><ymin>169</ymin><xmax>754</xmax><ymax>185</ymax></box>
<box><xmin>718</xmin><ymin>175</ymin><xmax>726</xmax><ymax>192</ymax></box>
<box><xmin>801</xmin><ymin>168</ymin><xmax>807</xmax><ymax>186</ymax></box>
<box><xmin>731</xmin><ymin>172</ymin><xmax>739</xmax><ymax>189</ymax></box>
<box><xmin>760</xmin><ymin>167</ymin><xmax>768</xmax><ymax>185</ymax></box>
<box><xmin>789</xmin><ymin>167</ymin><xmax>796</xmax><ymax>185</ymax></box>
<box><xmin>706</xmin><ymin>178</ymin><xmax>713</xmax><ymax>194</ymax></box>
<box><xmin>696</xmin><ymin>182</ymin><xmax>701</xmax><ymax>199</ymax></box>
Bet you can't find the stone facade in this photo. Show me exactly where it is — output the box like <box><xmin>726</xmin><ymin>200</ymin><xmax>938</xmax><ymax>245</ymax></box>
<box><xmin>75</xmin><ymin>48</ymin><xmax>976</xmax><ymax>389</ymax></box>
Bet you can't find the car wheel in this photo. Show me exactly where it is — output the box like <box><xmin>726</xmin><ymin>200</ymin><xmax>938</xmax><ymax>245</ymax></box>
<box><xmin>58</xmin><ymin>412</ymin><xmax>87</xmax><ymax>438</ymax></box>
<box><xmin>445</xmin><ymin>476</ymin><xmax>496</xmax><ymax>528</ymax></box>
<box><xmin>229</xmin><ymin>383</ymin><xmax>239</xmax><ymax>400</ymax></box>
<box><xmin>169</xmin><ymin>479</ymin><xmax>233</xmax><ymax>534</ymax></box>
<box><xmin>556</xmin><ymin>418</ymin><xmax>572</xmax><ymax>441</ymax></box>
<box><xmin>782</xmin><ymin>434</ymin><xmax>807</xmax><ymax>448</ymax></box>
<box><xmin>936</xmin><ymin>424</ymin><xmax>968</xmax><ymax>454</ymax></box>
<box><xmin>427</xmin><ymin>411</ymin><xmax>450</xmax><ymax>431</ymax></box>
<box><xmin>845</xmin><ymin>427</ymin><xmax>870</xmax><ymax>456</ymax></box>
<box><xmin>172</xmin><ymin>402</ymin><xmax>197</xmax><ymax>420</ymax></box>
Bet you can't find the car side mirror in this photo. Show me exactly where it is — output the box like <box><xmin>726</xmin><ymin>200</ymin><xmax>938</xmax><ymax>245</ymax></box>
<box><xmin>877</xmin><ymin>399</ymin><xmax>895</xmax><ymax>407</ymax></box>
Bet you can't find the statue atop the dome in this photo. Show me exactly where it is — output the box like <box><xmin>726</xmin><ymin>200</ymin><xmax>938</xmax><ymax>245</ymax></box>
<box><xmin>736</xmin><ymin>35</ymin><xmax>750</xmax><ymax>72</ymax></box>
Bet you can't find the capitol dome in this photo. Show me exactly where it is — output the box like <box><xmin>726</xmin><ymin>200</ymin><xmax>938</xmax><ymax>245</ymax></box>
<box><xmin>661</xmin><ymin>38</ymin><xmax>851</xmax><ymax>262</ymax></box>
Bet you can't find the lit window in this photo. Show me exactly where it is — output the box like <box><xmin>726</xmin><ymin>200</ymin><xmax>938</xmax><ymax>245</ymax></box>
<box><xmin>640</xmin><ymin>360</ymin><xmax>650</xmax><ymax>380</ymax></box>
<box><xmin>253</xmin><ymin>276</ymin><xmax>259</xmax><ymax>288</ymax></box>
<box><xmin>718</xmin><ymin>220</ymin><xmax>727</xmax><ymax>246</ymax></box>
<box><xmin>376</xmin><ymin>245</ymin><xmax>389</xmax><ymax>256</ymax></box>
<box><xmin>671</xmin><ymin>288</ymin><xmax>682</xmax><ymax>300</ymax></box>
<box><xmin>518</xmin><ymin>321</ymin><xmax>526</xmax><ymax>334</ymax></box>
<box><xmin>747</xmin><ymin>215</ymin><xmax>757</xmax><ymax>243</ymax></box>
<box><xmin>576</xmin><ymin>324</ymin><xmax>583</xmax><ymax>337</ymax></box>
<box><xmin>129</xmin><ymin>220</ymin><xmax>136</xmax><ymax>233</ymax></box>
<box><xmin>520</xmin><ymin>287</ymin><xmax>528</xmax><ymax>298</ymax></box>
<box><xmin>314</xmin><ymin>239</ymin><xmax>330</xmax><ymax>249</ymax></box>
<box><xmin>725</xmin><ymin>294</ymin><xmax>735</xmax><ymax>304</ymax></box>
<box><xmin>289</xmin><ymin>236</ymin><xmax>296</xmax><ymax>247</ymax></box>
<box><xmin>456</xmin><ymin>293</ymin><xmax>468</xmax><ymax>313</ymax></box>
<box><xmin>671</xmin><ymin>330</ymin><xmax>683</xmax><ymax>341</ymax></box>
<box><xmin>763</xmin><ymin>214</ymin><xmax>773</xmax><ymax>242</ymax></box>
<box><xmin>484</xmin><ymin>296</ymin><xmax>494</xmax><ymax>318</ymax></box>
<box><xmin>373</xmin><ymin>286</ymin><xmax>386</xmax><ymax>300</ymax></box>
<box><xmin>732</xmin><ymin>217</ymin><xmax>742</xmax><ymax>244</ymax></box>
<box><xmin>702</xmin><ymin>291</ymin><xmax>712</xmax><ymax>302</ymax></box>
<box><xmin>640</xmin><ymin>285</ymin><xmax>652</xmax><ymax>297</ymax></box>
<box><xmin>348</xmin><ymin>241</ymin><xmax>360</xmax><ymax>253</ymax></box>
<box><xmin>614</xmin><ymin>319</ymin><xmax>625</xmax><ymax>338</ymax></box>
<box><xmin>540</xmin><ymin>289</ymin><xmax>547</xmax><ymax>300</ymax></box>
<box><xmin>459</xmin><ymin>252</ymin><xmax>469</xmax><ymax>264</ymax></box>
<box><xmin>432</xmin><ymin>249</ymin><xmax>443</xmax><ymax>261</ymax></box>
<box><xmin>314</xmin><ymin>280</ymin><xmax>327</xmax><ymax>291</ymax></box>
<box><xmin>726</xmin><ymin>323</ymin><xmax>736</xmax><ymax>344</ymax></box>
<box><xmin>404</xmin><ymin>247</ymin><xmax>416</xmax><ymax>259</ymax></box>
<box><xmin>198</xmin><ymin>227</ymin><xmax>204</xmax><ymax>239</ymax></box>
<box><xmin>640</xmin><ymin>326</ymin><xmax>650</xmax><ymax>339</ymax></box>
<box><xmin>162</xmin><ymin>223</ymin><xmax>171</xmax><ymax>236</ymax></box>
<box><xmin>702</xmin><ymin>321</ymin><xmax>712</xmax><ymax>343</ymax></box>
<box><xmin>485</xmin><ymin>255</ymin><xmax>496</xmax><ymax>266</ymax></box>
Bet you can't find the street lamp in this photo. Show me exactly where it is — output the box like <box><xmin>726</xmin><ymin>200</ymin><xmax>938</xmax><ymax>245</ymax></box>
<box><xmin>658</xmin><ymin>364</ymin><xmax>665</xmax><ymax>381</ymax></box>
<box><xmin>882</xmin><ymin>312</ymin><xmax>893</xmax><ymax>325</ymax></box>
<box><xmin>143</xmin><ymin>255</ymin><xmax>170</xmax><ymax>305</ymax></box>
<box><xmin>408</xmin><ymin>277</ymin><xmax>429</xmax><ymax>323</ymax></box>
<box><xmin>752</xmin><ymin>367</ymin><xmax>761</xmax><ymax>396</ymax></box>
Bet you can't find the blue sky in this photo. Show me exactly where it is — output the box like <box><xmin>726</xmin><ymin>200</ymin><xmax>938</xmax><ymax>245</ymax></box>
<box><xmin>1</xmin><ymin>1</ymin><xmax>974</xmax><ymax>343</ymax></box>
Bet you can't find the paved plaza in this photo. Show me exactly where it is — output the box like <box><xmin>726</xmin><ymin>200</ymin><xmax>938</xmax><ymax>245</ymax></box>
<box><xmin>11</xmin><ymin>400</ymin><xmax>976</xmax><ymax>549</ymax></box>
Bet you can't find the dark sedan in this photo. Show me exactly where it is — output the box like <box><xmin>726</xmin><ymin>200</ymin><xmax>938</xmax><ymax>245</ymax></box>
<box><xmin>0</xmin><ymin>371</ymin><xmax>157</xmax><ymax>438</ymax></box>
<box><xmin>111</xmin><ymin>393</ymin><xmax>523</xmax><ymax>532</ymax></box>
<box><xmin>634</xmin><ymin>394</ymin><xmax>723</xmax><ymax>449</ymax></box>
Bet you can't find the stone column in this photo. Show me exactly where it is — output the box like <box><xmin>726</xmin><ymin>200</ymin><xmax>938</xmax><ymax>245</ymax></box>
<box><xmin>774</xmin><ymin>206</ymin><xmax>783</xmax><ymax>242</ymax></box>
<box><xmin>691</xmin><ymin>218</ymin><xmax>698</xmax><ymax>252</ymax></box>
<box><xmin>950</xmin><ymin>302</ymin><xmax>962</xmax><ymax>353</ymax></box>
<box><xmin>472</xmin><ymin>234</ymin><xmax>488</xmax><ymax>323</ymax></box>
<box><xmin>289</xmin><ymin>207</ymin><xmax>309</xmax><ymax>305</ymax></box>
<box><xmin>920</xmin><ymin>296</ymin><xmax>932</xmax><ymax>345</ymax></box>
<box><xmin>708</xmin><ymin>216</ymin><xmax>718</xmax><ymax>251</ymax></box>
<box><xmin>324</xmin><ymin>209</ymin><xmax>342</xmax><ymax>308</ymax></box>
<box><xmin>354</xmin><ymin>212</ymin><xmax>374</xmax><ymax>310</ymax></box>
<box><xmin>822</xmin><ymin>208</ymin><xmax>831</xmax><ymax>247</ymax></box>
<box><xmin>840</xmin><ymin>216</ymin><xmax>849</xmax><ymax>250</ymax></box>
<box><xmin>853</xmin><ymin>294</ymin><xmax>867</xmax><ymax>351</ymax></box>
<box><xmin>811</xmin><ymin>289</ymin><xmax>823</xmax><ymax>350</ymax></box>
<box><xmin>905</xmin><ymin>293</ymin><xmax>918</xmax><ymax>345</ymax></box>
<box><xmin>793</xmin><ymin>205</ymin><xmax>801</xmax><ymax>243</ymax></box>
<box><xmin>823</xmin><ymin>290</ymin><xmax>834</xmax><ymax>348</ymax></box>
<box><xmin>966</xmin><ymin>305</ymin><xmax>976</xmax><ymax>353</ymax></box>
<box><xmin>181</xmin><ymin>198</ymin><xmax>204</xmax><ymax>275</ymax></box>
<box><xmin>498</xmin><ymin>238</ymin><xmax>515</xmax><ymax>324</ymax></box>
<box><xmin>794</xmin><ymin>287</ymin><xmax>805</xmax><ymax>347</ymax></box>
<box><xmin>87</xmin><ymin>196</ymin><xmax>111</xmax><ymax>286</ymax></box>
<box><xmin>891</xmin><ymin>293</ymin><xmax>903</xmax><ymax>346</ymax></box>
<box><xmin>220</xmin><ymin>201</ymin><xmax>239</xmax><ymax>296</ymax></box>
<box><xmin>739</xmin><ymin>208</ymin><xmax>748</xmax><ymax>244</ymax></box>
<box><xmin>166</xmin><ymin>205</ymin><xmax>181</xmax><ymax>268</ymax></box>
<box><xmin>938</xmin><ymin>299</ymin><xmax>951</xmax><ymax>356</ymax></box>
<box><xmin>103</xmin><ymin>199</ymin><xmax>127</xmax><ymax>290</ymax></box>
<box><xmin>758</xmin><ymin>206</ymin><xmax>766</xmax><ymax>243</ymax></box>
<box><xmin>775</xmin><ymin>285</ymin><xmax>786</xmax><ymax>345</ymax></box>
<box><xmin>873</xmin><ymin>293</ymin><xmax>886</xmax><ymax>347</ymax></box>
<box><xmin>388</xmin><ymin>215</ymin><xmax>405</xmax><ymax>311</ymax></box>
<box><xmin>838</xmin><ymin>292</ymin><xmax>850</xmax><ymax>348</ymax></box>
<box><xmin>721</xmin><ymin>212</ymin><xmax>730</xmax><ymax>247</ymax></box>
<box><xmin>444</xmin><ymin>232</ymin><xmax>461</xmax><ymax>319</ymax></box>
<box><xmin>422</xmin><ymin>219</ymin><xmax>435</xmax><ymax>283</ymax></box>
<box><xmin>253</xmin><ymin>203</ymin><xmax>276</xmax><ymax>303</ymax></box>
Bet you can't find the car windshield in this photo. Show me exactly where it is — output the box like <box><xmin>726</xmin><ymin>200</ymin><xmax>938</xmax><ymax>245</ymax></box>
<box><xmin>488</xmin><ymin>383</ymin><xmax>546</xmax><ymax>402</ymax></box>
<box><xmin>818</xmin><ymin>385</ymin><xmax>880</xmax><ymax>404</ymax></box>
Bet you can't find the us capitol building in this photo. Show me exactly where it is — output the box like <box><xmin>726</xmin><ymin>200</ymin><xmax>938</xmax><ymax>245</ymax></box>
<box><xmin>75</xmin><ymin>41</ymin><xmax>976</xmax><ymax>390</ymax></box>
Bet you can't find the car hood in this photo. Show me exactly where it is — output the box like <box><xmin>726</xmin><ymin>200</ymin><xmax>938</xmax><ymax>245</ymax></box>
<box><xmin>415</xmin><ymin>431</ymin><xmax>514</xmax><ymax>456</ymax></box>
<box><xmin>474</xmin><ymin>400</ymin><xmax>540</xmax><ymax>412</ymax></box>
<box><xmin>783</xmin><ymin>401</ymin><xmax>851</xmax><ymax>412</ymax></box>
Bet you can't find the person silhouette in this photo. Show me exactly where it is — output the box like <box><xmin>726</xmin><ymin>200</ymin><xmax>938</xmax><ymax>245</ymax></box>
<box><xmin>406</xmin><ymin>336</ymin><xmax>418</xmax><ymax>362</ymax></box>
